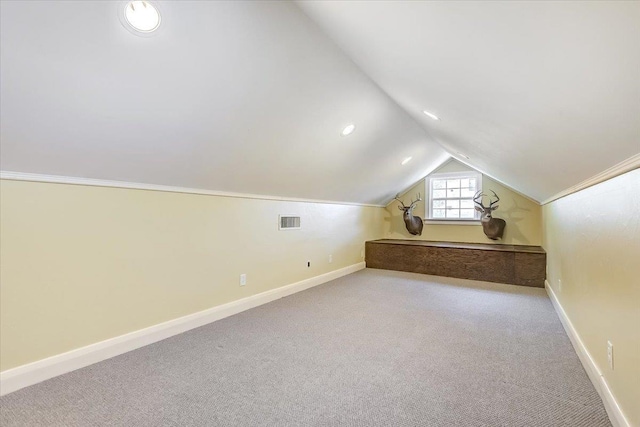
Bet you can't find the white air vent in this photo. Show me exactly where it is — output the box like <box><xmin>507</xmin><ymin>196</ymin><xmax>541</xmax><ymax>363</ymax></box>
<box><xmin>279</xmin><ymin>215</ymin><xmax>301</xmax><ymax>230</ymax></box>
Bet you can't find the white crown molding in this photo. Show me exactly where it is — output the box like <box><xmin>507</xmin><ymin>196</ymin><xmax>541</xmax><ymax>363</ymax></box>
<box><xmin>0</xmin><ymin>262</ymin><xmax>366</xmax><ymax>396</ymax></box>
<box><xmin>0</xmin><ymin>171</ymin><xmax>386</xmax><ymax>208</ymax></box>
<box><xmin>384</xmin><ymin>155</ymin><xmax>453</xmax><ymax>208</ymax></box>
<box><xmin>386</xmin><ymin>153</ymin><xmax>541</xmax><ymax>209</ymax></box>
<box><xmin>448</xmin><ymin>156</ymin><xmax>541</xmax><ymax>205</ymax></box>
<box><xmin>545</xmin><ymin>281</ymin><xmax>630</xmax><ymax>427</ymax></box>
<box><xmin>387</xmin><ymin>152</ymin><xmax>640</xmax><ymax>209</ymax></box>
<box><xmin>542</xmin><ymin>153</ymin><xmax>640</xmax><ymax>205</ymax></box>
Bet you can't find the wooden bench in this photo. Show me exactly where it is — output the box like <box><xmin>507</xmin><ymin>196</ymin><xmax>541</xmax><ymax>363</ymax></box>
<box><xmin>365</xmin><ymin>239</ymin><xmax>546</xmax><ymax>288</ymax></box>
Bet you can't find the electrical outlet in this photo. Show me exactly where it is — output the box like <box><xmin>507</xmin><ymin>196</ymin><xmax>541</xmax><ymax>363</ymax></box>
<box><xmin>607</xmin><ymin>341</ymin><xmax>614</xmax><ymax>370</ymax></box>
<box><xmin>240</xmin><ymin>274</ymin><xmax>246</xmax><ymax>286</ymax></box>
<box><xmin>329</xmin><ymin>254</ymin><xmax>333</xmax><ymax>263</ymax></box>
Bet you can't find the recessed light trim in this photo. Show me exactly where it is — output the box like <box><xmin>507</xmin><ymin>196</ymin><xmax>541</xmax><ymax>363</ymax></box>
<box><xmin>422</xmin><ymin>110</ymin><xmax>440</xmax><ymax>121</ymax></box>
<box><xmin>122</xmin><ymin>1</ymin><xmax>161</xmax><ymax>34</ymax></box>
<box><xmin>341</xmin><ymin>124</ymin><xmax>355</xmax><ymax>136</ymax></box>
<box><xmin>401</xmin><ymin>156</ymin><xmax>413</xmax><ymax>165</ymax></box>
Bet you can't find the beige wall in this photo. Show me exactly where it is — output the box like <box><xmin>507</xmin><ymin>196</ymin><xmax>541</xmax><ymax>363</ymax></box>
<box><xmin>0</xmin><ymin>179</ymin><xmax>386</xmax><ymax>371</ymax></box>
<box><xmin>386</xmin><ymin>160</ymin><xmax>542</xmax><ymax>245</ymax></box>
<box><xmin>542</xmin><ymin>168</ymin><xmax>640</xmax><ymax>426</ymax></box>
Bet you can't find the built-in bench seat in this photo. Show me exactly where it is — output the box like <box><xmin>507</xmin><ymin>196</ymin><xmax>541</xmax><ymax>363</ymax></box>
<box><xmin>365</xmin><ymin>239</ymin><xmax>546</xmax><ymax>288</ymax></box>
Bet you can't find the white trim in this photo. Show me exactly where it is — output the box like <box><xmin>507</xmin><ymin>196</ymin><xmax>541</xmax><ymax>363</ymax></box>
<box><xmin>384</xmin><ymin>154</ymin><xmax>453</xmax><ymax>208</ymax></box>
<box><xmin>426</xmin><ymin>170</ymin><xmax>482</xmax><ymax>221</ymax></box>
<box><xmin>0</xmin><ymin>171</ymin><xmax>385</xmax><ymax>208</ymax></box>
<box><xmin>446</xmin><ymin>155</ymin><xmax>541</xmax><ymax>204</ymax></box>
<box><xmin>542</xmin><ymin>153</ymin><xmax>640</xmax><ymax>205</ymax></box>
<box><xmin>385</xmin><ymin>154</ymin><xmax>541</xmax><ymax>208</ymax></box>
<box><xmin>424</xmin><ymin>220</ymin><xmax>481</xmax><ymax>226</ymax></box>
<box><xmin>545</xmin><ymin>280</ymin><xmax>630</xmax><ymax>427</ymax></box>
<box><xmin>0</xmin><ymin>262</ymin><xmax>365</xmax><ymax>396</ymax></box>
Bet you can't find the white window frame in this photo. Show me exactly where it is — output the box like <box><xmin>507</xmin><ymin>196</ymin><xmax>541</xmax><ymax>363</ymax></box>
<box><xmin>425</xmin><ymin>171</ymin><xmax>483</xmax><ymax>224</ymax></box>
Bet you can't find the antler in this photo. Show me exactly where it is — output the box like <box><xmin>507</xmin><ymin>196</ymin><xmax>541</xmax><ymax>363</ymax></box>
<box><xmin>394</xmin><ymin>193</ymin><xmax>407</xmax><ymax>211</ymax></box>
<box><xmin>473</xmin><ymin>191</ymin><xmax>486</xmax><ymax>210</ymax></box>
<box><xmin>409</xmin><ymin>193</ymin><xmax>422</xmax><ymax>209</ymax></box>
<box><xmin>489</xmin><ymin>190</ymin><xmax>500</xmax><ymax>209</ymax></box>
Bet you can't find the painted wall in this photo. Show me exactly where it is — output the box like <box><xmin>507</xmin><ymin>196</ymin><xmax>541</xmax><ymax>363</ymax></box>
<box><xmin>386</xmin><ymin>160</ymin><xmax>542</xmax><ymax>245</ymax></box>
<box><xmin>542</xmin><ymin>168</ymin><xmax>640</xmax><ymax>426</ymax></box>
<box><xmin>0</xmin><ymin>179</ymin><xmax>386</xmax><ymax>371</ymax></box>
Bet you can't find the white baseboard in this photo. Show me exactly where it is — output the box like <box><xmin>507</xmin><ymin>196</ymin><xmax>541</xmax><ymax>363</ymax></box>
<box><xmin>545</xmin><ymin>280</ymin><xmax>630</xmax><ymax>427</ymax></box>
<box><xmin>0</xmin><ymin>262</ymin><xmax>365</xmax><ymax>396</ymax></box>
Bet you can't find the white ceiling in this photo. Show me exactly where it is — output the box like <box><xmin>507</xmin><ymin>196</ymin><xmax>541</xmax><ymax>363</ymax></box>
<box><xmin>2</xmin><ymin>1</ymin><xmax>638</xmax><ymax>205</ymax></box>
<box><xmin>298</xmin><ymin>1</ymin><xmax>640</xmax><ymax>202</ymax></box>
<box><xmin>0</xmin><ymin>1</ymin><xmax>447</xmax><ymax>206</ymax></box>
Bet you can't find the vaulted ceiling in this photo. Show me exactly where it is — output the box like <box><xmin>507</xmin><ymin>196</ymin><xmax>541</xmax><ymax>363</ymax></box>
<box><xmin>1</xmin><ymin>1</ymin><xmax>638</xmax><ymax>204</ymax></box>
<box><xmin>298</xmin><ymin>0</ymin><xmax>640</xmax><ymax>202</ymax></box>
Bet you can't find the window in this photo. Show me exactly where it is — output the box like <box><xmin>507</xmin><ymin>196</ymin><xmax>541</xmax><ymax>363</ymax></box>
<box><xmin>426</xmin><ymin>171</ymin><xmax>482</xmax><ymax>220</ymax></box>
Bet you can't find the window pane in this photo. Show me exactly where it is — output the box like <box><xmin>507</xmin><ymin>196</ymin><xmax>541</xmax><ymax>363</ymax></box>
<box><xmin>460</xmin><ymin>199</ymin><xmax>474</xmax><ymax>209</ymax></box>
<box><xmin>460</xmin><ymin>209</ymin><xmax>475</xmax><ymax>218</ymax></box>
<box><xmin>447</xmin><ymin>188</ymin><xmax>460</xmax><ymax>198</ymax></box>
<box><xmin>429</xmin><ymin>173</ymin><xmax>481</xmax><ymax>221</ymax></box>
<box><xmin>446</xmin><ymin>209</ymin><xmax>460</xmax><ymax>218</ymax></box>
<box><xmin>460</xmin><ymin>188</ymin><xmax>476</xmax><ymax>198</ymax></box>
<box><xmin>432</xmin><ymin>179</ymin><xmax>446</xmax><ymax>189</ymax></box>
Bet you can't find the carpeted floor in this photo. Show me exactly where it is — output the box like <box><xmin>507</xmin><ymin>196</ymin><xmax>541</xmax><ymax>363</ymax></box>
<box><xmin>0</xmin><ymin>269</ymin><xmax>611</xmax><ymax>426</ymax></box>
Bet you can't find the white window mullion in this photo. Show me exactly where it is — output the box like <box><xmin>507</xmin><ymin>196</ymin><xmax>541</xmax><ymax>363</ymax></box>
<box><xmin>426</xmin><ymin>171</ymin><xmax>482</xmax><ymax>221</ymax></box>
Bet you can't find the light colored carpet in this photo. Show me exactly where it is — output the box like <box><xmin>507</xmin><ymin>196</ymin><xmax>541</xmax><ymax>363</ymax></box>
<box><xmin>0</xmin><ymin>269</ymin><xmax>611</xmax><ymax>426</ymax></box>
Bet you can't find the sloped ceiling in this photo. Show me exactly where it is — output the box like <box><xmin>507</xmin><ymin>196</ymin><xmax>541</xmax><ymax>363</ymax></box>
<box><xmin>297</xmin><ymin>1</ymin><xmax>640</xmax><ymax>202</ymax></box>
<box><xmin>0</xmin><ymin>1</ymin><xmax>448</xmax><ymax>206</ymax></box>
<box><xmin>2</xmin><ymin>2</ymin><xmax>638</xmax><ymax>205</ymax></box>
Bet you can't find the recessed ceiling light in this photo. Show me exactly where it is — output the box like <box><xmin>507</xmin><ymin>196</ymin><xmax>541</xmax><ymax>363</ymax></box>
<box><xmin>341</xmin><ymin>124</ymin><xmax>355</xmax><ymax>136</ymax></box>
<box><xmin>124</xmin><ymin>1</ymin><xmax>161</xmax><ymax>33</ymax></box>
<box><xmin>456</xmin><ymin>152</ymin><xmax>470</xmax><ymax>159</ymax></box>
<box><xmin>422</xmin><ymin>110</ymin><xmax>440</xmax><ymax>121</ymax></box>
<box><xmin>401</xmin><ymin>156</ymin><xmax>413</xmax><ymax>165</ymax></box>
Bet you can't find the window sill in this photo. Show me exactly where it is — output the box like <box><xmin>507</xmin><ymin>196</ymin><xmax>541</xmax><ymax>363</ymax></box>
<box><xmin>424</xmin><ymin>219</ymin><xmax>481</xmax><ymax>226</ymax></box>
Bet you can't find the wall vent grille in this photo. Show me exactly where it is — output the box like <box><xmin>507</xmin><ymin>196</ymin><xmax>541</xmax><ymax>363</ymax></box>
<box><xmin>279</xmin><ymin>215</ymin><xmax>301</xmax><ymax>230</ymax></box>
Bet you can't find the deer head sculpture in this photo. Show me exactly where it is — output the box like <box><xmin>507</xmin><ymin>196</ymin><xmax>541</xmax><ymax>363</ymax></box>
<box><xmin>395</xmin><ymin>193</ymin><xmax>424</xmax><ymax>236</ymax></box>
<box><xmin>473</xmin><ymin>190</ymin><xmax>506</xmax><ymax>240</ymax></box>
